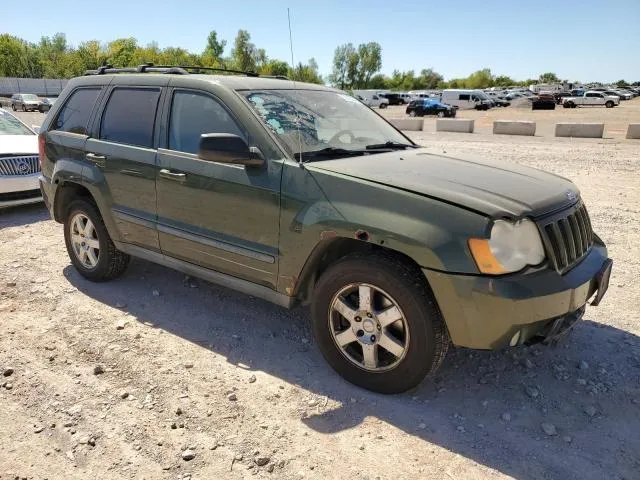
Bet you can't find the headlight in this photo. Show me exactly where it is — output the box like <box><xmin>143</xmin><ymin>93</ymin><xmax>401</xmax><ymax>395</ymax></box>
<box><xmin>468</xmin><ymin>219</ymin><xmax>545</xmax><ymax>274</ymax></box>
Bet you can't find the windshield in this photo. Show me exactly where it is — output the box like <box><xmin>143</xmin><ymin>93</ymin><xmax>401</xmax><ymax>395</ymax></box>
<box><xmin>241</xmin><ymin>89</ymin><xmax>410</xmax><ymax>157</ymax></box>
<box><xmin>22</xmin><ymin>94</ymin><xmax>39</xmax><ymax>101</ymax></box>
<box><xmin>0</xmin><ymin>111</ymin><xmax>33</xmax><ymax>136</ymax></box>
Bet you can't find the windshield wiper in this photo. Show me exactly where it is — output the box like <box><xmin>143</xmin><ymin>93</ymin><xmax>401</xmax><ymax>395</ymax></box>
<box><xmin>294</xmin><ymin>147</ymin><xmax>369</xmax><ymax>162</ymax></box>
<box><xmin>365</xmin><ymin>141</ymin><xmax>417</xmax><ymax>150</ymax></box>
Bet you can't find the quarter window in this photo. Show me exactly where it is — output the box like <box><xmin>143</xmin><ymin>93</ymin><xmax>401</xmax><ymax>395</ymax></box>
<box><xmin>458</xmin><ymin>94</ymin><xmax>470</xmax><ymax>101</ymax></box>
<box><xmin>100</xmin><ymin>88</ymin><xmax>160</xmax><ymax>148</ymax></box>
<box><xmin>54</xmin><ymin>88</ymin><xmax>101</xmax><ymax>135</ymax></box>
<box><xmin>168</xmin><ymin>91</ymin><xmax>244</xmax><ymax>154</ymax></box>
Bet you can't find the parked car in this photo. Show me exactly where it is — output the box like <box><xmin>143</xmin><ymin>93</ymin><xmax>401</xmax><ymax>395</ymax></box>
<box><xmin>531</xmin><ymin>93</ymin><xmax>556</xmax><ymax>110</ymax></box>
<box><xmin>562</xmin><ymin>91</ymin><xmax>619</xmax><ymax>108</ymax></box>
<box><xmin>379</xmin><ymin>93</ymin><xmax>405</xmax><ymax>106</ymax></box>
<box><xmin>354</xmin><ymin>92</ymin><xmax>389</xmax><ymax>109</ymax></box>
<box><xmin>0</xmin><ymin>109</ymin><xmax>42</xmax><ymax>208</ymax></box>
<box><xmin>11</xmin><ymin>93</ymin><xmax>41</xmax><ymax>112</ymax></box>
<box><xmin>38</xmin><ymin>66</ymin><xmax>612</xmax><ymax>393</ymax></box>
<box><xmin>441</xmin><ymin>89</ymin><xmax>491</xmax><ymax>110</ymax></box>
<box><xmin>491</xmin><ymin>97</ymin><xmax>511</xmax><ymax>107</ymax></box>
<box><xmin>610</xmin><ymin>89</ymin><xmax>633</xmax><ymax>100</ymax></box>
<box><xmin>38</xmin><ymin>97</ymin><xmax>57</xmax><ymax>113</ymax></box>
<box><xmin>406</xmin><ymin>99</ymin><xmax>456</xmax><ymax>117</ymax></box>
<box><xmin>553</xmin><ymin>92</ymin><xmax>574</xmax><ymax>105</ymax></box>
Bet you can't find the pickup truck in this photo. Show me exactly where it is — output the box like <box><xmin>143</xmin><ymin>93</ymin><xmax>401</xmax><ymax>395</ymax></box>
<box><xmin>562</xmin><ymin>91</ymin><xmax>619</xmax><ymax>108</ymax></box>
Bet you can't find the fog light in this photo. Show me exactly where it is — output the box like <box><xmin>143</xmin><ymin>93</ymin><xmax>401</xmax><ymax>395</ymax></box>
<box><xmin>509</xmin><ymin>331</ymin><xmax>521</xmax><ymax>347</ymax></box>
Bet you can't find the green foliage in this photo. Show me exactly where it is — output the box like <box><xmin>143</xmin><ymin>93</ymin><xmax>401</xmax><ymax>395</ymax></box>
<box><xmin>615</xmin><ymin>79</ymin><xmax>628</xmax><ymax>87</ymax></box>
<box><xmin>204</xmin><ymin>31</ymin><xmax>226</xmax><ymax>60</ymax></box>
<box><xmin>328</xmin><ymin>42</ymin><xmax>382</xmax><ymax>89</ymax></box>
<box><xmin>538</xmin><ymin>72</ymin><xmax>560</xmax><ymax>83</ymax></box>
<box><xmin>230</xmin><ymin>29</ymin><xmax>257</xmax><ymax>72</ymax></box>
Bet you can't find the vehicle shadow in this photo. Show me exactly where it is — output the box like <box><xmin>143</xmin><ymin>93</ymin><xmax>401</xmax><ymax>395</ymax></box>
<box><xmin>64</xmin><ymin>258</ymin><xmax>640</xmax><ymax>480</ymax></box>
<box><xmin>0</xmin><ymin>203</ymin><xmax>50</xmax><ymax>228</ymax></box>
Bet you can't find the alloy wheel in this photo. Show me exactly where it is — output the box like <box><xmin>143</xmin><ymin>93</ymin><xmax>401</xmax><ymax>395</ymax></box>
<box><xmin>69</xmin><ymin>213</ymin><xmax>100</xmax><ymax>269</ymax></box>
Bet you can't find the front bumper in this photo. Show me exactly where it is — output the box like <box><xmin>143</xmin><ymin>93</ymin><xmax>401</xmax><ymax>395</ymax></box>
<box><xmin>0</xmin><ymin>173</ymin><xmax>42</xmax><ymax>208</ymax></box>
<box><xmin>423</xmin><ymin>241</ymin><xmax>611</xmax><ymax>349</ymax></box>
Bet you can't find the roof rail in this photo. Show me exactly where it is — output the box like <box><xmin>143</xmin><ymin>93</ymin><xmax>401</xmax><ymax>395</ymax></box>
<box><xmin>85</xmin><ymin>64</ymin><xmax>188</xmax><ymax>76</ymax></box>
<box><xmin>153</xmin><ymin>65</ymin><xmax>259</xmax><ymax>77</ymax></box>
<box><xmin>85</xmin><ymin>63</ymin><xmax>262</xmax><ymax>77</ymax></box>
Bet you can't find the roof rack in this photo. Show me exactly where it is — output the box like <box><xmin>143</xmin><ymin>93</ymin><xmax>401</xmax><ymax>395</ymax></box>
<box><xmin>84</xmin><ymin>63</ymin><xmax>259</xmax><ymax>77</ymax></box>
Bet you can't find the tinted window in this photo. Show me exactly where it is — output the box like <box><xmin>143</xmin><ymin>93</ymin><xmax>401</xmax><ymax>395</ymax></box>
<box><xmin>168</xmin><ymin>91</ymin><xmax>244</xmax><ymax>154</ymax></box>
<box><xmin>54</xmin><ymin>88</ymin><xmax>101</xmax><ymax>135</ymax></box>
<box><xmin>100</xmin><ymin>88</ymin><xmax>160</xmax><ymax>148</ymax></box>
<box><xmin>459</xmin><ymin>94</ymin><xmax>470</xmax><ymax>100</ymax></box>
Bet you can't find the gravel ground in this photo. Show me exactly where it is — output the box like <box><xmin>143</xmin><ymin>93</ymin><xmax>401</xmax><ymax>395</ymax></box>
<box><xmin>0</xmin><ymin>113</ymin><xmax>639</xmax><ymax>480</ymax></box>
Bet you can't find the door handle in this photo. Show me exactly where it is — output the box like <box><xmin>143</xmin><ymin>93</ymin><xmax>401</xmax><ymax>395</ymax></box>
<box><xmin>159</xmin><ymin>168</ymin><xmax>187</xmax><ymax>182</ymax></box>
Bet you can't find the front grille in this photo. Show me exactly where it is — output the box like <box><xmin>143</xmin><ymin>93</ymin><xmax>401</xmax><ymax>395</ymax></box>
<box><xmin>0</xmin><ymin>156</ymin><xmax>40</xmax><ymax>176</ymax></box>
<box><xmin>538</xmin><ymin>202</ymin><xmax>593</xmax><ymax>274</ymax></box>
<box><xmin>0</xmin><ymin>189</ymin><xmax>42</xmax><ymax>202</ymax></box>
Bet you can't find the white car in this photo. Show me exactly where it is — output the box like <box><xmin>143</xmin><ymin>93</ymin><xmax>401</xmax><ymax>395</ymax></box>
<box><xmin>0</xmin><ymin>109</ymin><xmax>42</xmax><ymax>208</ymax></box>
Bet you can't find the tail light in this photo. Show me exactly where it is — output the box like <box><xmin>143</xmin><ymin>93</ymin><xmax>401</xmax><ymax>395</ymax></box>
<box><xmin>38</xmin><ymin>134</ymin><xmax>45</xmax><ymax>168</ymax></box>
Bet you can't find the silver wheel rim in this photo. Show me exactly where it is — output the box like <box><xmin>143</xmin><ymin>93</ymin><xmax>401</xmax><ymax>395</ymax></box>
<box><xmin>69</xmin><ymin>213</ymin><xmax>100</xmax><ymax>269</ymax></box>
<box><xmin>328</xmin><ymin>283</ymin><xmax>410</xmax><ymax>372</ymax></box>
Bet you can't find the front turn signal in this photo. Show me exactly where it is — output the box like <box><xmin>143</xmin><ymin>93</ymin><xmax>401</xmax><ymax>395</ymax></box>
<box><xmin>468</xmin><ymin>238</ymin><xmax>507</xmax><ymax>275</ymax></box>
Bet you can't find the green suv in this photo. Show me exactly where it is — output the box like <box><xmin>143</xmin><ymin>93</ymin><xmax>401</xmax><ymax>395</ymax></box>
<box><xmin>38</xmin><ymin>66</ymin><xmax>612</xmax><ymax>393</ymax></box>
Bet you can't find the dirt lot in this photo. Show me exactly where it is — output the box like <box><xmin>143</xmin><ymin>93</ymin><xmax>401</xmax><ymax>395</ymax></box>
<box><xmin>382</xmin><ymin>97</ymin><xmax>640</xmax><ymax>139</ymax></box>
<box><xmin>1</xmin><ymin>112</ymin><xmax>639</xmax><ymax>480</ymax></box>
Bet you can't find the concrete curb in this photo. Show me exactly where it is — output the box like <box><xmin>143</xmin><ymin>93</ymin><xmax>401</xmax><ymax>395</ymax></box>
<box><xmin>626</xmin><ymin>124</ymin><xmax>640</xmax><ymax>139</ymax></box>
<box><xmin>436</xmin><ymin>119</ymin><xmax>474</xmax><ymax>133</ymax></box>
<box><xmin>555</xmin><ymin>123</ymin><xmax>604</xmax><ymax>138</ymax></box>
<box><xmin>389</xmin><ymin>118</ymin><xmax>424</xmax><ymax>131</ymax></box>
<box><xmin>493</xmin><ymin>120</ymin><xmax>536</xmax><ymax>136</ymax></box>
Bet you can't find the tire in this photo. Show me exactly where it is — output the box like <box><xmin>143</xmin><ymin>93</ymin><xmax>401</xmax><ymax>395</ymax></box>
<box><xmin>605</xmin><ymin>101</ymin><xmax>614</xmax><ymax>108</ymax></box>
<box><xmin>22</xmin><ymin>104</ymin><xmax>27</xmax><ymax>112</ymax></box>
<box><xmin>63</xmin><ymin>198</ymin><xmax>130</xmax><ymax>282</ymax></box>
<box><xmin>408</xmin><ymin>110</ymin><xmax>416</xmax><ymax>117</ymax></box>
<box><xmin>379</xmin><ymin>103</ymin><xmax>387</xmax><ymax>109</ymax></box>
<box><xmin>437</xmin><ymin>111</ymin><xmax>445</xmax><ymax>118</ymax></box>
<box><xmin>311</xmin><ymin>253</ymin><xmax>449</xmax><ymax>393</ymax></box>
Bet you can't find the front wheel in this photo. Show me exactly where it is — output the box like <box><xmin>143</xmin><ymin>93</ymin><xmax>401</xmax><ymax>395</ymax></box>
<box><xmin>11</xmin><ymin>104</ymin><xmax>16</xmax><ymax>111</ymax></box>
<box><xmin>311</xmin><ymin>254</ymin><xmax>449</xmax><ymax>393</ymax></box>
<box><xmin>605</xmin><ymin>101</ymin><xmax>614</xmax><ymax>108</ymax></box>
<box><xmin>379</xmin><ymin>103</ymin><xmax>387</xmax><ymax>109</ymax></box>
<box><xmin>408</xmin><ymin>110</ymin><xmax>416</xmax><ymax>117</ymax></box>
<box><xmin>437</xmin><ymin>111</ymin><xmax>445</xmax><ymax>118</ymax></box>
<box><xmin>64</xmin><ymin>199</ymin><xmax>130</xmax><ymax>282</ymax></box>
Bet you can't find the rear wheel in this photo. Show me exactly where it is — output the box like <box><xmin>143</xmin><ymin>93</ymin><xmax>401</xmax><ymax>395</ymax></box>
<box><xmin>437</xmin><ymin>111</ymin><xmax>445</xmax><ymax>118</ymax></box>
<box><xmin>64</xmin><ymin>199</ymin><xmax>130</xmax><ymax>282</ymax></box>
<box><xmin>311</xmin><ymin>254</ymin><xmax>449</xmax><ymax>393</ymax></box>
<box><xmin>408</xmin><ymin>110</ymin><xmax>416</xmax><ymax>117</ymax></box>
<box><xmin>605</xmin><ymin>101</ymin><xmax>614</xmax><ymax>108</ymax></box>
<box><xmin>379</xmin><ymin>103</ymin><xmax>387</xmax><ymax>109</ymax></box>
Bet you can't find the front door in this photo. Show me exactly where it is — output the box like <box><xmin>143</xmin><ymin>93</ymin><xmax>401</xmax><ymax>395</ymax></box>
<box><xmin>156</xmin><ymin>88</ymin><xmax>281</xmax><ymax>288</ymax></box>
<box><xmin>85</xmin><ymin>85</ymin><xmax>164</xmax><ymax>250</ymax></box>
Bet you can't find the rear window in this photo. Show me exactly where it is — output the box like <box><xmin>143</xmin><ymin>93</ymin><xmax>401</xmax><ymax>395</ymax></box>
<box><xmin>100</xmin><ymin>88</ymin><xmax>160</xmax><ymax>148</ymax></box>
<box><xmin>54</xmin><ymin>87</ymin><xmax>101</xmax><ymax>135</ymax></box>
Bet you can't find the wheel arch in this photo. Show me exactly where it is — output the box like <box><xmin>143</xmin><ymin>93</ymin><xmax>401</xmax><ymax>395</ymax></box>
<box><xmin>292</xmin><ymin>236</ymin><xmax>425</xmax><ymax>304</ymax></box>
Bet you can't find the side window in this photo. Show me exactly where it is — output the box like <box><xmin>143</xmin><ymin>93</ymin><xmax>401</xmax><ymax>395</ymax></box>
<box><xmin>459</xmin><ymin>94</ymin><xmax>470</xmax><ymax>101</ymax></box>
<box><xmin>168</xmin><ymin>90</ymin><xmax>244</xmax><ymax>155</ymax></box>
<box><xmin>100</xmin><ymin>88</ymin><xmax>160</xmax><ymax>148</ymax></box>
<box><xmin>53</xmin><ymin>88</ymin><xmax>101</xmax><ymax>135</ymax></box>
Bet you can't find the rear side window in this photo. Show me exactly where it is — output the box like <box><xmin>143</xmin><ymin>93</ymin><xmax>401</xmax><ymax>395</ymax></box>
<box><xmin>54</xmin><ymin>88</ymin><xmax>101</xmax><ymax>135</ymax></box>
<box><xmin>458</xmin><ymin>94</ymin><xmax>470</xmax><ymax>100</ymax></box>
<box><xmin>168</xmin><ymin>90</ymin><xmax>244</xmax><ymax>154</ymax></box>
<box><xmin>100</xmin><ymin>88</ymin><xmax>160</xmax><ymax>148</ymax></box>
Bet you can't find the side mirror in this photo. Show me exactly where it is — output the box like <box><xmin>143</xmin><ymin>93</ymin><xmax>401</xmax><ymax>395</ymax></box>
<box><xmin>31</xmin><ymin>125</ymin><xmax>40</xmax><ymax>134</ymax></box>
<box><xmin>198</xmin><ymin>133</ymin><xmax>264</xmax><ymax>167</ymax></box>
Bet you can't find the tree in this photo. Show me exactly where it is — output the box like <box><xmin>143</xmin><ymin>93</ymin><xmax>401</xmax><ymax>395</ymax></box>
<box><xmin>494</xmin><ymin>75</ymin><xmax>515</xmax><ymax>87</ymax></box>
<box><xmin>204</xmin><ymin>30</ymin><xmax>226</xmax><ymax>59</ymax></box>
<box><xmin>0</xmin><ymin>35</ymin><xmax>30</xmax><ymax>77</ymax></box>
<box><xmin>465</xmin><ymin>68</ymin><xmax>494</xmax><ymax>89</ymax></box>
<box><xmin>329</xmin><ymin>43</ymin><xmax>356</xmax><ymax>89</ymax></box>
<box><xmin>615</xmin><ymin>79</ymin><xmax>628</xmax><ymax>87</ymax></box>
<box><xmin>260</xmin><ymin>59</ymin><xmax>289</xmax><ymax>77</ymax></box>
<box><xmin>538</xmin><ymin>72</ymin><xmax>560</xmax><ymax>84</ymax></box>
<box><xmin>106</xmin><ymin>37</ymin><xmax>138</xmax><ymax>67</ymax></box>
<box><xmin>231</xmin><ymin>29</ymin><xmax>257</xmax><ymax>72</ymax></box>
<box><xmin>76</xmin><ymin>40</ymin><xmax>106</xmax><ymax>71</ymax></box>
<box><xmin>417</xmin><ymin>68</ymin><xmax>443</xmax><ymax>89</ymax></box>
<box><xmin>290</xmin><ymin>58</ymin><xmax>323</xmax><ymax>84</ymax></box>
<box><xmin>356</xmin><ymin>42</ymin><xmax>382</xmax><ymax>88</ymax></box>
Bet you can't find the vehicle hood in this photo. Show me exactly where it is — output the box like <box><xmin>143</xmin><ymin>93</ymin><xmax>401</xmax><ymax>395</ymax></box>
<box><xmin>0</xmin><ymin>135</ymin><xmax>38</xmax><ymax>155</ymax></box>
<box><xmin>309</xmin><ymin>148</ymin><xmax>578</xmax><ymax>218</ymax></box>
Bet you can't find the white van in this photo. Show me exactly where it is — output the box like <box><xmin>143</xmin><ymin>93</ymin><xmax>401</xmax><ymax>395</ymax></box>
<box><xmin>353</xmin><ymin>90</ymin><xmax>389</xmax><ymax>109</ymax></box>
<box><xmin>441</xmin><ymin>89</ymin><xmax>491</xmax><ymax>110</ymax></box>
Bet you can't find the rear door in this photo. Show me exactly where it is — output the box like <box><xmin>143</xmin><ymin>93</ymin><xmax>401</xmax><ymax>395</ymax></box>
<box><xmin>84</xmin><ymin>79</ymin><xmax>167</xmax><ymax>250</ymax></box>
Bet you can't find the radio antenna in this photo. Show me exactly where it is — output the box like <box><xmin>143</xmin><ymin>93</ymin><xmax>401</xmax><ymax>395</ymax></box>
<box><xmin>287</xmin><ymin>7</ymin><xmax>304</xmax><ymax>166</ymax></box>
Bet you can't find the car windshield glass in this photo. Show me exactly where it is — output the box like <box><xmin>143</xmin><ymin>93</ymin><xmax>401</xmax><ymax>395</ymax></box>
<box><xmin>241</xmin><ymin>89</ymin><xmax>409</xmax><ymax>157</ymax></box>
<box><xmin>0</xmin><ymin>111</ymin><xmax>33</xmax><ymax>136</ymax></box>
<box><xmin>22</xmin><ymin>94</ymin><xmax>39</xmax><ymax>101</ymax></box>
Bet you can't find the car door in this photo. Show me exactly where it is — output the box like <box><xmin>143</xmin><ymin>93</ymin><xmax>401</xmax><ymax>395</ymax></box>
<box><xmin>84</xmin><ymin>81</ymin><xmax>166</xmax><ymax>251</ymax></box>
<box><xmin>155</xmin><ymin>87</ymin><xmax>281</xmax><ymax>288</ymax></box>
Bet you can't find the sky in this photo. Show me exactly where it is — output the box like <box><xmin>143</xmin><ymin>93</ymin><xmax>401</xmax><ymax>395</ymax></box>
<box><xmin>8</xmin><ymin>0</ymin><xmax>640</xmax><ymax>83</ymax></box>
